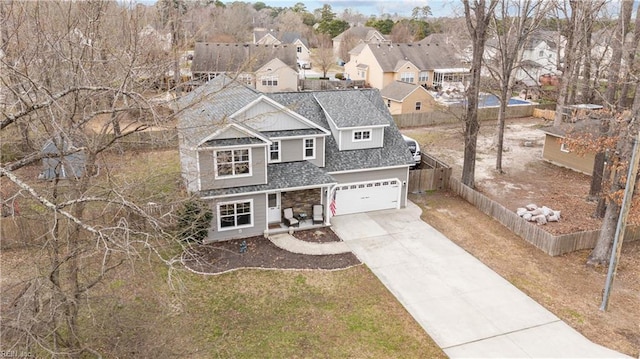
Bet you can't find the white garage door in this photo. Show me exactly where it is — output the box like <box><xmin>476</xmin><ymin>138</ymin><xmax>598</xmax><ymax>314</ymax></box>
<box><xmin>333</xmin><ymin>179</ymin><xmax>401</xmax><ymax>216</ymax></box>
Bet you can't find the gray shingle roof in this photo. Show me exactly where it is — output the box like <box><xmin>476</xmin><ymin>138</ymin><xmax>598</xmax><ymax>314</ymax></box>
<box><xmin>199</xmin><ymin>161</ymin><xmax>336</xmax><ymax>197</ymax></box>
<box><xmin>204</xmin><ymin>137</ymin><xmax>265</xmax><ymax>147</ymax></box>
<box><xmin>192</xmin><ymin>43</ymin><xmax>298</xmax><ymax>74</ymax></box>
<box><xmin>179</xmin><ymin>78</ymin><xmax>414</xmax><ymax>180</ymax></box>
<box><xmin>380</xmin><ymin>81</ymin><xmax>424</xmax><ymax>101</ymax></box>
<box><xmin>313</xmin><ymin>91</ymin><xmax>390</xmax><ymax>128</ymax></box>
<box><xmin>268</xmin><ymin>90</ymin><xmax>415</xmax><ymax>172</ymax></box>
<box><xmin>262</xmin><ymin>129</ymin><xmax>326</xmax><ymax>138</ymax></box>
<box><xmin>176</xmin><ymin>75</ymin><xmax>261</xmax><ymax>147</ymax></box>
<box><xmin>367</xmin><ymin>43</ymin><xmax>468</xmax><ymax>71</ymax></box>
<box><xmin>540</xmin><ymin>119</ymin><xmax>602</xmax><ymax>138</ymax></box>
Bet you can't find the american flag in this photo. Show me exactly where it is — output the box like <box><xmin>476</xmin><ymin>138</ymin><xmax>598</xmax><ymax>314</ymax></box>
<box><xmin>329</xmin><ymin>188</ymin><xmax>337</xmax><ymax>216</ymax></box>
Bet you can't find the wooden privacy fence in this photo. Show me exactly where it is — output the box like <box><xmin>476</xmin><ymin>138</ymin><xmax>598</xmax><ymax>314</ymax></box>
<box><xmin>299</xmin><ymin>79</ymin><xmax>366</xmax><ymax>91</ymax></box>
<box><xmin>448</xmin><ymin>177</ymin><xmax>639</xmax><ymax>256</ymax></box>
<box><xmin>394</xmin><ymin>104</ymin><xmax>536</xmax><ymax>128</ymax></box>
<box><xmin>408</xmin><ymin>153</ymin><xmax>452</xmax><ymax>193</ymax></box>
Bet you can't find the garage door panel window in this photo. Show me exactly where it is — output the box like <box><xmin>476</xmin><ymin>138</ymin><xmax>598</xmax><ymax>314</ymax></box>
<box><xmin>218</xmin><ymin>200</ymin><xmax>253</xmax><ymax>231</ymax></box>
<box><xmin>333</xmin><ymin>180</ymin><xmax>400</xmax><ymax>216</ymax></box>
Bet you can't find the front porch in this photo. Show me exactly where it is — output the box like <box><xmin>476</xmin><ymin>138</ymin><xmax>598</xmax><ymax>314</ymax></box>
<box><xmin>266</xmin><ymin>187</ymin><xmax>332</xmax><ymax>236</ymax></box>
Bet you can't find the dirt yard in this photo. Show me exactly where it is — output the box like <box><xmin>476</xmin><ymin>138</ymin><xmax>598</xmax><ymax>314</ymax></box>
<box><xmin>403</xmin><ymin>117</ymin><xmax>601</xmax><ymax>235</ymax></box>
<box><xmin>403</xmin><ymin>117</ymin><xmax>640</xmax><ymax>356</ymax></box>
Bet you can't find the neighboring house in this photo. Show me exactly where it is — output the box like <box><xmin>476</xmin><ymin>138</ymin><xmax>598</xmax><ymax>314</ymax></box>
<box><xmin>191</xmin><ymin>43</ymin><xmax>299</xmax><ymax>92</ymax></box>
<box><xmin>176</xmin><ymin>75</ymin><xmax>415</xmax><ymax>242</ymax></box>
<box><xmin>39</xmin><ymin>137</ymin><xmax>86</xmax><ymax>180</ymax></box>
<box><xmin>516</xmin><ymin>30</ymin><xmax>563</xmax><ymax>83</ymax></box>
<box><xmin>344</xmin><ymin>42</ymin><xmax>470</xmax><ymax>95</ymax></box>
<box><xmin>253</xmin><ymin>29</ymin><xmax>312</xmax><ymax>69</ymax></box>
<box><xmin>540</xmin><ymin>118</ymin><xmax>600</xmax><ymax>175</ymax></box>
<box><xmin>332</xmin><ymin>26</ymin><xmax>390</xmax><ymax>63</ymax></box>
<box><xmin>380</xmin><ymin>81</ymin><xmax>435</xmax><ymax>115</ymax></box>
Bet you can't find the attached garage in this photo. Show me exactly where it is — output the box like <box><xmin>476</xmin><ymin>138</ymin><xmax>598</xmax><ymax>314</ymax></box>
<box><xmin>333</xmin><ymin>179</ymin><xmax>401</xmax><ymax>216</ymax></box>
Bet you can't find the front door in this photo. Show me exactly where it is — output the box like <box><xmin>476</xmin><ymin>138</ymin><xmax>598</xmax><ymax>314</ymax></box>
<box><xmin>267</xmin><ymin>192</ymin><xmax>281</xmax><ymax>223</ymax></box>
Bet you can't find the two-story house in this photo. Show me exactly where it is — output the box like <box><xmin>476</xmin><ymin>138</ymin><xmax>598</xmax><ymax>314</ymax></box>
<box><xmin>253</xmin><ymin>29</ymin><xmax>312</xmax><ymax>69</ymax></box>
<box><xmin>332</xmin><ymin>26</ymin><xmax>389</xmax><ymax>64</ymax></box>
<box><xmin>177</xmin><ymin>75</ymin><xmax>415</xmax><ymax>242</ymax></box>
<box><xmin>191</xmin><ymin>43</ymin><xmax>299</xmax><ymax>92</ymax></box>
<box><xmin>514</xmin><ymin>30</ymin><xmax>563</xmax><ymax>84</ymax></box>
<box><xmin>344</xmin><ymin>42</ymin><xmax>470</xmax><ymax>113</ymax></box>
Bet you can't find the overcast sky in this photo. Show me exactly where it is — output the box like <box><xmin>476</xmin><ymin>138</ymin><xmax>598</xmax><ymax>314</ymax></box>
<box><xmin>256</xmin><ymin>0</ymin><xmax>461</xmax><ymax>18</ymax></box>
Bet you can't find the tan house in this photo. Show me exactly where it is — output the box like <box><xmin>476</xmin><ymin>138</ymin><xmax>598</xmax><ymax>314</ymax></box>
<box><xmin>343</xmin><ymin>42</ymin><xmax>470</xmax><ymax>93</ymax></box>
<box><xmin>253</xmin><ymin>29</ymin><xmax>312</xmax><ymax>69</ymax></box>
<box><xmin>332</xmin><ymin>26</ymin><xmax>389</xmax><ymax>63</ymax></box>
<box><xmin>380</xmin><ymin>81</ymin><xmax>435</xmax><ymax>115</ymax></box>
<box><xmin>540</xmin><ymin>120</ymin><xmax>599</xmax><ymax>175</ymax></box>
<box><xmin>254</xmin><ymin>58</ymin><xmax>298</xmax><ymax>92</ymax></box>
<box><xmin>191</xmin><ymin>43</ymin><xmax>299</xmax><ymax>92</ymax></box>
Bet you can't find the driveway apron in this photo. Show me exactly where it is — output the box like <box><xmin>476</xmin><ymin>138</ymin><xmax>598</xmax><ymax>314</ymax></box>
<box><xmin>330</xmin><ymin>201</ymin><xmax>629</xmax><ymax>358</ymax></box>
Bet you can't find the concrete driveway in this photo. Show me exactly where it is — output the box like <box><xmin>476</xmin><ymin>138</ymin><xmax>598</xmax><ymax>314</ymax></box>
<box><xmin>330</xmin><ymin>201</ymin><xmax>629</xmax><ymax>358</ymax></box>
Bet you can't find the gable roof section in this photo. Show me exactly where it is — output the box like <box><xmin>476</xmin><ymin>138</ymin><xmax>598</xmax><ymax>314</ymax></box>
<box><xmin>367</xmin><ymin>43</ymin><xmax>467</xmax><ymax>72</ymax></box>
<box><xmin>333</xmin><ymin>26</ymin><xmax>386</xmax><ymax>42</ymax></box>
<box><xmin>198</xmin><ymin>123</ymin><xmax>270</xmax><ymax>148</ymax></box>
<box><xmin>380</xmin><ymin>81</ymin><xmax>429</xmax><ymax>102</ymax></box>
<box><xmin>177</xmin><ymin>75</ymin><xmax>261</xmax><ymax>147</ymax></box>
<box><xmin>232</xmin><ymin>95</ymin><xmax>330</xmax><ymax>135</ymax></box>
<box><xmin>192</xmin><ymin>43</ymin><xmax>298</xmax><ymax>74</ymax></box>
<box><xmin>255</xmin><ymin>57</ymin><xmax>298</xmax><ymax>75</ymax></box>
<box><xmin>313</xmin><ymin>91</ymin><xmax>390</xmax><ymax>129</ymax></box>
<box><xmin>540</xmin><ymin>119</ymin><xmax>602</xmax><ymax>138</ymax></box>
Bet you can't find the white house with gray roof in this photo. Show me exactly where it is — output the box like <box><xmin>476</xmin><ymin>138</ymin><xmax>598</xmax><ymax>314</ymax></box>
<box><xmin>176</xmin><ymin>75</ymin><xmax>415</xmax><ymax>242</ymax></box>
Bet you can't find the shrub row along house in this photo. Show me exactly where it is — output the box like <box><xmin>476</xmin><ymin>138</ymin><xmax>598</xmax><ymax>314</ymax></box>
<box><xmin>176</xmin><ymin>75</ymin><xmax>415</xmax><ymax>242</ymax></box>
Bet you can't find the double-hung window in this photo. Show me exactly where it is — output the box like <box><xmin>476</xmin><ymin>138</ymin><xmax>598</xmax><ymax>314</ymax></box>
<box><xmin>353</xmin><ymin>130</ymin><xmax>371</xmax><ymax>141</ymax></box>
<box><xmin>261</xmin><ymin>75</ymin><xmax>278</xmax><ymax>87</ymax></box>
<box><xmin>303</xmin><ymin>138</ymin><xmax>315</xmax><ymax>159</ymax></box>
<box><xmin>215</xmin><ymin>149</ymin><xmax>250</xmax><ymax>177</ymax></box>
<box><xmin>400</xmin><ymin>72</ymin><xmax>414</xmax><ymax>83</ymax></box>
<box><xmin>218</xmin><ymin>200</ymin><xmax>252</xmax><ymax>230</ymax></box>
<box><xmin>296</xmin><ymin>46</ymin><xmax>302</xmax><ymax>53</ymax></box>
<box><xmin>415</xmin><ymin>102</ymin><xmax>422</xmax><ymax>111</ymax></box>
<box><xmin>269</xmin><ymin>141</ymin><xmax>281</xmax><ymax>162</ymax></box>
<box><xmin>419</xmin><ymin>71</ymin><xmax>428</xmax><ymax>83</ymax></box>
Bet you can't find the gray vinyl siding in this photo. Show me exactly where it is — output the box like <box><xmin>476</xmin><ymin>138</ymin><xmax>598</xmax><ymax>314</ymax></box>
<box><xmin>180</xmin><ymin>145</ymin><xmax>199</xmax><ymax>193</ymax></box>
<box><xmin>198</xmin><ymin>146</ymin><xmax>268</xmax><ymax>190</ymax></box>
<box><xmin>242</xmin><ymin>101</ymin><xmax>309</xmax><ymax>131</ymax></box>
<box><xmin>329</xmin><ymin>166</ymin><xmax>409</xmax><ymax>207</ymax></box>
<box><xmin>339</xmin><ymin>127</ymin><xmax>384</xmax><ymax>150</ymax></box>
<box><xmin>204</xmin><ymin>193</ymin><xmax>267</xmax><ymax>242</ymax></box>
<box><xmin>278</xmin><ymin>136</ymin><xmax>325</xmax><ymax>167</ymax></box>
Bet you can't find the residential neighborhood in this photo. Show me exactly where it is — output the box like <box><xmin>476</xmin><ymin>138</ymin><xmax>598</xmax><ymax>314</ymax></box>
<box><xmin>1</xmin><ymin>1</ymin><xmax>639</xmax><ymax>358</ymax></box>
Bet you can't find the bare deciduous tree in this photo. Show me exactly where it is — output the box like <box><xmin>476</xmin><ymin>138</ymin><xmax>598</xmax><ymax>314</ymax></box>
<box><xmin>0</xmin><ymin>1</ymin><xmax>183</xmax><ymax>356</ymax></box>
<box><xmin>462</xmin><ymin>0</ymin><xmax>499</xmax><ymax>188</ymax></box>
<box><xmin>485</xmin><ymin>0</ymin><xmax>549</xmax><ymax>173</ymax></box>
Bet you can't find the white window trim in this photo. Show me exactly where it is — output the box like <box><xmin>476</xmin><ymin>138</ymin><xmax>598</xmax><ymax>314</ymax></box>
<box><xmin>303</xmin><ymin>137</ymin><xmax>316</xmax><ymax>160</ymax></box>
<box><xmin>269</xmin><ymin>140</ymin><xmax>281</xmax><ymax>163</ymax></box>
<box><xmin>400</xmin><ymin>72</ymin><xmax>415</xmax><ymax>83</ymax></box>
<box><xmin>217</xmin><ymin>199</ymin><xmax>253</xmax><ymax>231</ymax></box>
<box><xmin>352</xmin><ymin>129</ymin><xmax>372</xmax><ymax>142</ymax></box>
<box><xmin>419</xmin><ymin>71</ymin><xmax>428</xmax><ymax>82</ymax></box>
<box><xmin>415</xmin><ymin>101</ymin><xmax>422</xmax><ymax>111</ymax></box>
<box><xmin>214</xmin><ymin>148</ymin><xmax>252</xmax><ymax>179</ymax></box>
<box><xmin>560</xmin><ymin>143</ymin><xmax>570</xmax><ymax>153</ymax></box>
<box><xmin>260</xmin><ymin>75</ymin><xmax>278</xmax><ymax>87</ymax></box>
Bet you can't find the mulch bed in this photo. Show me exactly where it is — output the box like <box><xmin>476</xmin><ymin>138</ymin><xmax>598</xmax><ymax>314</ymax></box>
<box><xmin>182</xmin><ymin>228</ymin><xmax>361</xmax><ymax>274</ymax></box>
